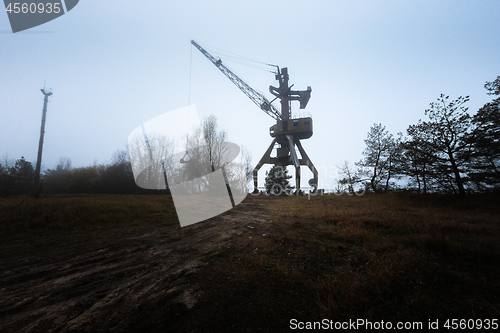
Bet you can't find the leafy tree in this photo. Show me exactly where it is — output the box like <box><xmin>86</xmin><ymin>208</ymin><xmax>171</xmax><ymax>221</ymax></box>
<box><xmin>11</xmin><ymin>156</ymin><xmax>34</xmax><ymax>178</ymax></box>
<box><xmin>100</xmin><ymin>150</ymin><xmax>137</xmax><ymax>194</ymax></box>
<box><xmin>400</xmin><ymin>132</ymin><xmax>436</xmax><ymax>194</ymax></box>
<box><xmin>407</xmin><ymin>94</ymin><xmax>471</xmax><ymax>197</ymax></box>
<box><xmin>383</xmin><ymin>132</ymin><xmax>404</xmax><ymax>192</ymax></box>
<box><xmin>0</xmin><ymin>156</ymin><xmax>14</xmax><ymax>197</ymax></box>
<box><xmin>484</xmin><ymin>75</ymin><xmax>500</xmax><ymax>96</ymax></box>
<box><xmin>43</xmin><ymin>168</ymin><xmax>72</xmax><ymax>194</ymax></box>
<box><xmin>43</xmin><ymin>153</ymin><xmax>143</xmax><ymax>195</ymax></box>
<box><xmin>468</xmin><ymin>76</ymin><xmax>500</xmax><ymax>190</ymax></box>
<box><xmin>264</xmin><ymin>164</ymin><xmax>294</xmax><ymax>195</ymax></box>
<box><xmin>9</xmin><ymin>156</ymin><xmax>35</xmax><ymax>195</ymax></box>
<box><xmin>66</xmin><ymin>163</ymin><xmax>106</xmax><ymax>193</ymax></box>
<box><xmin>357</xmin><ymin>123</ymin><xmax>399</xmax><ymax>192</ymax></box>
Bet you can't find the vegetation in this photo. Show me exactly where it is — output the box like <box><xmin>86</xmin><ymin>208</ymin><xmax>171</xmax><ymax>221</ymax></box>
<box><xmin>0</xmin><ymin>194</ymin><xmax>177</xmax><ymax>256</ymax></box>
<box><xmin>339</xmin><ymin>75</ymin><xmax>500</xmax><ymax>196</ymax></box>
<box><xmin>192</xmin><ymin>193</ymin><xmax>500</xmax><ymax>331</ymax></box>
<box><xmin>1</xmin><ymin>76</ymin><xmax>499</xmax><ymax>198</ymax></box>
<box><xmin>264</xmin><ymin>164</ymin><xmax>294</xmax><ymax>195</ymax></box>
<box><xmin>406</xmin><ymin>94</ymin><xmax>471</xmax><ymax>197</ymax></box>
<box><xmin>1</xmin><ymin>193</ymin><xmax>498</xmax><ymax>331</ymax></box>
<box><xmin>469</xmin><ymin>79</ymin><xmax>500</xmax><ymax>190</ymax></box>
<box><xmin>0</xmin><ymin>114</ymin><xmax>249</xmax><ymax>197</ymax></box>
<box><xmin>356</xmin><ymin>123</ymin><xmax>401</xmax><ymax>193</ymax></box>
<box><xmin>1</xmin><ymin>71</ymin><xmax>499</xmax><ymax>329</ymax></box>
<box><xmin>0</xmin><ymin>156</ymin><xmax>35</xmax><ymax>197</ymax></box>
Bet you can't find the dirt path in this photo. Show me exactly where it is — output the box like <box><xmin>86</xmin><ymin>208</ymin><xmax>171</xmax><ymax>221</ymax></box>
<box><xmin>0</xmin><ymin>199</ymin><xmax>270</xmax><ymax>332</ymax></box>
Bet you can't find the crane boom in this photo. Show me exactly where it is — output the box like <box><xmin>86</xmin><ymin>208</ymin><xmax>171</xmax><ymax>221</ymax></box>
<box><xmin>191</xmin><ymin>40</ymin><xmax>282</xmax><ymax>121</ymax></box>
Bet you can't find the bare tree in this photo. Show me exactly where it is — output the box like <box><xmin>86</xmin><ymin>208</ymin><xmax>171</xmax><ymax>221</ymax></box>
<box><xmin>177</xmin><ymin>114</ymin><xmax>251</xmax><ymax>196</ymax></box>
<box><xmin>128</xmin><ymin>133</ymin><xmax>175</xmax><ymax>190</ymax></box>
<box><xmin>241</xmin><ymin>145</ymin><xmax>253</xmax><ymax>186</ymax></box>
<box><xmin>202</xmin><ymin>114</ymin><xmax>230</xmax><ymax>172</ymax></box>
<box><xmin>58</xmin><ymin>157</ymin><xmax>72</xmax><ymax>172</ymax></box>
<box><xmin>336</xmin><ymin>161</ymin><xmax>364</xmax><ymax>194</ymax></box>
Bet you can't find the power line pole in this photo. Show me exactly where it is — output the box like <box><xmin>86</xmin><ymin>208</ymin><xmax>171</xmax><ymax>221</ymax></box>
<box><xmin>34</xmin><ymin>88</ymin><xmax>53</xmax><ymax>190</ymax></box>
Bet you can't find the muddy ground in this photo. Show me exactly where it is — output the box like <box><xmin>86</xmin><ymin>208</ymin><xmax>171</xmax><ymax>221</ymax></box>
<box><xmin>0</xmin><ymin>199</ymin><xmax>270</xmax><ymax>332</ymax></box>
<box><xmin>3</xmin><ymin>193</ymin><xmax>499</xmax><ymax>332</ymax></box>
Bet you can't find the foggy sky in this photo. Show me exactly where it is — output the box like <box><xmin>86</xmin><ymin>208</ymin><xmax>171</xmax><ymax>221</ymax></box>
<box><xmin>1</xmin><ymin>0</ymin><xmax>499</xmax><ymax>190</ymax></box>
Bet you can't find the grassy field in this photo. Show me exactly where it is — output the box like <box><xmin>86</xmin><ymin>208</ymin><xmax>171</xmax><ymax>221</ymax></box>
<box><xmin>0</xmin><ymin>194</ymin><xmax>178</xmax><ymax>256</ymax></box>
<box><xmin>1</xmin><ymin>193</ymin><xmax>499</xmax><ymax>332</ymax></box>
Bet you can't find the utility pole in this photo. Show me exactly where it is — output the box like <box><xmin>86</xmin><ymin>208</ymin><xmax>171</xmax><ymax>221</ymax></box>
<box><xmin>34</xmin><ymin>88</ymin><xmax>52</xmax><ymax>190</ymax></box>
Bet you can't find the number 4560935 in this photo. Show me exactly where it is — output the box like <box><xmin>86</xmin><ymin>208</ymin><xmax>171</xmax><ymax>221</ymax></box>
<box><xmin>6</xmin><ymin>2</ymin><xmax>61</xmax><ymax>14</ymax></box>
<box><xmin>443</xmin><ymin>319</ymin><xmax>498</xmax><ymax>330</ymax></box>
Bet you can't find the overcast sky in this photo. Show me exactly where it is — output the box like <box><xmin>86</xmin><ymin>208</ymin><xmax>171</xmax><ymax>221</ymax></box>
<box><xmin>1</xmin><ymin>0</ymin><xmax>499</xmax><ymax>190</ymax></box>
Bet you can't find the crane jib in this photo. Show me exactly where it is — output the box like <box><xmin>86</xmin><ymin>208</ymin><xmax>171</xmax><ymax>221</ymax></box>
<box><xmin>191</xmin><ymin>40</ymin><xmax>281</xmax><ymax>121</ymax></box>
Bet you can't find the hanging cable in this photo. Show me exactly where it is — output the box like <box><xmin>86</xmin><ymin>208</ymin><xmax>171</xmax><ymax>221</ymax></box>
<box><xmin>182</xmin><ymin>44</ymin><xmax>193</xmax><ymax>164</ymax></box>
<box><xmin>198</xmin><ymin>42</ymin><xmax>277</xmax><ymax>72</ymax></box>
<box><xmin>220</xmin><ymin>57</ymin><xmax>277</xmax><ymax>73</ymax></box>
<box><xmin>188</xmin><ymin>43</ymin><xmax>193</xmax><ymax>107</ymax></box>
<box><xmin>202</xmin><ymin>42</ymin><xmax>275</xmax><ymax>65</ymax></box>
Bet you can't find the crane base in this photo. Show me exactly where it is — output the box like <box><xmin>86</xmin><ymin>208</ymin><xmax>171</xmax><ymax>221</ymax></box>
<box><xmin>253</xmin><ymin>136</ymin><xmax>318</xmax><ymax>194</ymax></box>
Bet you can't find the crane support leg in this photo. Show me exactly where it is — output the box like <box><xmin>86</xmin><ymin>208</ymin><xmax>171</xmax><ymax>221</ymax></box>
<box><xmin>295</xmin><ymin>165</ymin><xmax>301</xmax><ymax>194</ymax></box>
<box><xmin>286</xmin><ymin>135</ymin><xmax>300</xmax><ymax>169</ymax></box>
<box><xmin>253</xmin><ymin>138</ymin><xmax>277</xmax><ymax>193</ymax></box>
<box><xmin>296</xmin><ymin>140</ymin><xmax>318</xmax><ymax>192</ymax></box>
<box><xmin>286</xmin><ymin>135</ymin><xmax>302</xmax><ymax>194</ymax></box>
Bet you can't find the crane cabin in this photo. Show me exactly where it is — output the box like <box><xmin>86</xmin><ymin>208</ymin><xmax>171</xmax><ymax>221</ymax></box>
<box><xmin>270</xmin><ymin>117</ymin><xmax>313</xmax><ymax>143</ymax></box>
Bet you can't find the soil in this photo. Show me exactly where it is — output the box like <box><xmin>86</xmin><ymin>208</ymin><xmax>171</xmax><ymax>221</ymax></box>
<box><xmin>0</xmin><ymin>199</ymin><xmax>271</xmax><ymax>332</ymax></box>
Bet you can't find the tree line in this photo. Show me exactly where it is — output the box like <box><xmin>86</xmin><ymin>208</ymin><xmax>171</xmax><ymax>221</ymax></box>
<box><xmin>2</xmin><ymin>77</ymin><xmax>498</xmax><ymax>198</ymax></box>
<box><xmin>0</xmin><ymin>152</ymin><xmax>141</xmax><ymax>197</ymax></box>
<box><xmin>0</xmin><ymin>115</ymin><xmax>252</xmax><ymax>197</ymax></box>
<box><xmin>338</xmin><ymin>76</ymin><xmax>500</xmax><ymax>197</ymax></box>
<box><xmin>127</xmin><ymin>114</ymin><xmax>251</xmax><ymax>194</ymax></box>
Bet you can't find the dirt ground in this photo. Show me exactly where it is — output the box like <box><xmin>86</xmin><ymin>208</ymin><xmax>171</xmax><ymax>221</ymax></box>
<box><xmin>0</xmin><ymin>199</ymin><xmax>270</xmax><ymax>332</ymax></box>
<box><xmin>3</xmin><ymin>194</ymin><xmax>499</xmax><ymax>332</ymax></box>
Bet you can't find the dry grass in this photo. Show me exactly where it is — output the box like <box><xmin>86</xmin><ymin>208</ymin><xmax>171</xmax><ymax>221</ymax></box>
<box><xmin>1</xmin><ymin>193</ymin><xmax>499</xmax><ymax>331</ymax></box>
<box><xmin>182</xmin><ymin>193</ymin><xmax>500</xmax><ymax>331</ymax></box>
<box><xmin>0</xmin><ymin>194</ymin><xmax>177</xmax><ymax>256</ymax></box>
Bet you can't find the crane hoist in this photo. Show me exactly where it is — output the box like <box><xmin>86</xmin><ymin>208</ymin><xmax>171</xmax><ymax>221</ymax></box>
<box><xmin>191</xmin><ymin>40</ymin><xmax>318</xmax><ymax>193</ymax></box>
